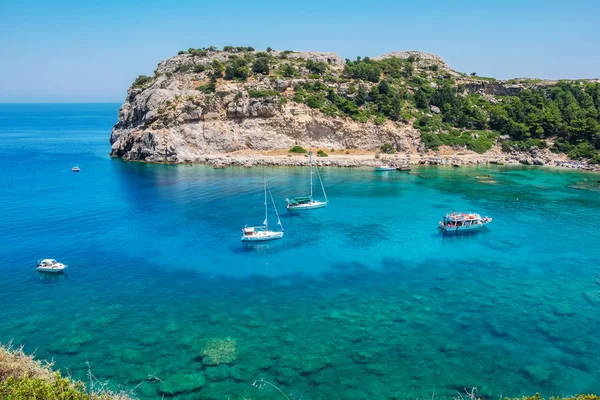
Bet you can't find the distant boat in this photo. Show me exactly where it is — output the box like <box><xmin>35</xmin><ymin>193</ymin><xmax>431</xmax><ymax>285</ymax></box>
<box><xmin>286</xmin><ymin>150</ymin><xmax>328</xmax><ymax>211</ymax></box>
<box><xmin>71</xmin><ymin>166</ymin><xmax>81</xmax><ymax>172</ymax></box>
<box><xmin>241</xmin><ymin>178</ymin><xmax>284</xmax><ymax>242</ymax></box>
<box><xmin>375</xmin><ymin>162</ymin><xmax>397</xmax><ymax>172</ymax></box>
<box><xmin>37</xmin><ymin>259</ymin><xmax>68</xmax><ymax>273</ymax></box>
<box><xmin>438</xmin><ymin>212</ymin><xmax>492</xmax><ymax>233</ymax></box>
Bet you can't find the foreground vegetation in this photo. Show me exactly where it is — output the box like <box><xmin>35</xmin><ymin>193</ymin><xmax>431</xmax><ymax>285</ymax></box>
<box><xmin>131</xmin><ymin>46</ymin><xmax>600</xmax><ymax>162</ymax></box>
<box><xmin>0</xmin><ymin>343</ymin><xmax>131</xmax><ymax>399</ymax></box>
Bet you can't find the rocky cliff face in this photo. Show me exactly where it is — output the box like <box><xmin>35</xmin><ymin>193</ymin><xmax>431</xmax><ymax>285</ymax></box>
<box><xmin>109</xmin><ymin>49</ymin><xmax>565</xmax><ymax>163</ymax></box>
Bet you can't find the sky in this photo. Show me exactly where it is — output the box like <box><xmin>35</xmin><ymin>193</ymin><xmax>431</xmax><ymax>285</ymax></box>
<box><xmin>1</xmin><ymin>0</ymin><xmax>599</xmax><ymax>102</ymax></box>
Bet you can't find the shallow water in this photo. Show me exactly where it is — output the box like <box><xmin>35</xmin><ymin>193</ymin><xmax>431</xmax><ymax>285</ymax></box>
<box><xmin>1</xmin><ymin>104</ymin><xmax>599</xmax><ymax>399</ymax></box>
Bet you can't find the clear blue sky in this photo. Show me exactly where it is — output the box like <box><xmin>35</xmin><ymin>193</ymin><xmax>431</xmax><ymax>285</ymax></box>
<box><xmin>1</xmin><ymin>0</ymin><xmax>599</xmax><ymax>102</ymax></box>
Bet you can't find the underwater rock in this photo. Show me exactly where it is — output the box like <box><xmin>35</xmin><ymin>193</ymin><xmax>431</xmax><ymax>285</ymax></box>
<box><xmin>520</xmin><ymin>365</ymin><xmax>553</xmax><ymax>385</ymax></box>
<box><xmin>205</xmin><ymin>365</ymin><xmax>230</xmax><ymax>382</ymax></box>
<box><xmin>120</xmin><ymin>348</ymin><xmax>142</xmax><ymax>364</ymax></box>
<box><xmin>46</xmin><ymin>337</ymin><xmax>82</xmax><ymax>355</ymax></box>
<box><xmin>275</xmin><ymin>366</ymin><xmax>295</xmax><ymax>385</ymax></box>
<box><xmin>157</xmin><ymin>371</ymin><xmax>207</xmax><ymax>396</ymax></box>
<box><xmin>351</xmin><ymin>350</ymin><xmax>379</xmax><ymax>365</ymax></box>
<box><xmin>229</xmin><ymin>364</ymin><xmax>253</xmax><ymax>382</ymax></box>
<box><xmin>299</xmin><ymin>355</ymin><xmax>331</xmax><ymax>375</ymax></box>
<box><xmin>199</xmin><ymin>338</ymin><xmax>239</xmax><ymax>365</ymax></box>
<box><xmin>551</xmin><ymin>304</ymin><xmax>576</xmax><ymax>316</ymax></box>
<box><xmin>165</xmin><ymin>319</ymin><xmax>179</xmax><ymax>333</ymax></box>
<box><xmin>484</xmin><ymin>320</ymin><xmax>509</xmax><ymax>337</ymax></box>
<box><xmin>583</xmin><ymin>291</ymin><xmax>600</xmax><ymax>305</ymax></box>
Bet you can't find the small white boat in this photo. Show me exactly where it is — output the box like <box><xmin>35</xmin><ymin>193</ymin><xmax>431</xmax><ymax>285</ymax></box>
<box><xmin>286</xmin><ymin>150</ymin><xmax>328</xmax><ymax>211</ymax></box>
<box><xmin>242</xmin><ymin>178</ymin><xmax>284</xmax><ymax>242</ymax></box>
<box><xmin>72</xmin><ymin>166</ymin><xmax>81</xmax><ymax>172</ymax></box>
<box><xmin>375</xmin><ymin>162</ymin><xmax>397</xmax><ymax>172</ymax></box>
<box><xmin>438</xmin><ymin>212</ymin><xmax>492</xmax><ymax>233</ymax></box>
<box><xmin>37</xmin><ymin>259</ymin><xmax>68</xmax><ymax>273</ymax></box>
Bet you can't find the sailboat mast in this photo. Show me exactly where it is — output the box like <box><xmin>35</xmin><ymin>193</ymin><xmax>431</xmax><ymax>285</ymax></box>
<box><xmin>309</xmin><ymin>149</ymin><xmax>313</xmax><ymax>199</ymax></box>
<box><xmin>264</xmin><ymin>177</ymin><xmax>268</xmax><ymax>231</ymax></box>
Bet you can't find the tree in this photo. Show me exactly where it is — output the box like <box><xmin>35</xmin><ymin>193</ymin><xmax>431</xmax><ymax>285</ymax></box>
<box><xmin>306</xmin><ymin>60</ymin><xmax>327</xmax><ymax>75</ymax></box>
<box><xmin>266</xmin><ymin>47</ymin><xmax>273</xmax><ymax>52</ymax></box>
<box><xmin>470</xmin><ymin>72</ymin><xmax>477</xmax><ymax>76</ymax></box>
<box><xmin>378</xmin><ymin>80</ymin><xmax>390</xmax><ymax>95</ymax></box>
<box><xmin>211</xmin><ymin>59</ymin><xmax>224</xmax><ymax>78</ymax></box>
<box><xmin>281</xmin><ymin>63</ymin><xmax>296</xmax><ymax>78</ymax></box>
<box><xmin>356</xmin><ymin>85</ymin><xmax>368</xmax><ymax>106</ymax></box>
<box><xmin>252</xmin><ymin>58</ymin><xmax>269</xmax><ymax>74</ymax></box>
<box><xmin>224</xmin><ymin>56</ymin><xmax>249</xmax><ymax>81</ymax></box>
<box><xmin>389</xmin><ymin>95</ymin><xmax>403</xmax><ymax>121</ymax></box>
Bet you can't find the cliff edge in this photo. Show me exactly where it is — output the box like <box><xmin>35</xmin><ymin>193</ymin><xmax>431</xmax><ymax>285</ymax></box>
<box><xmin>110</xmin><ymin>46</ymin><xmax>600</xmax><ymax>165</ymax></box>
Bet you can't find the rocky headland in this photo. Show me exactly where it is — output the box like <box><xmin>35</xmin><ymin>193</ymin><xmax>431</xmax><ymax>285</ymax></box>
<box><xmin>110</xmin><ymin>47</ymin><xmax>600</xmax><ymax>171</ymax></box>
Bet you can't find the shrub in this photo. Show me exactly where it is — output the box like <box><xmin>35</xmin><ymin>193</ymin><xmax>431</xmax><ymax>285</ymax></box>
<box><xmin>589</xmin><ymin>153</ymin><xmax>600</xmax><ymax>164</ymax></box>
<box><xmin>374</xmin><ymin>116</ymin><xmax>386</xmax><ymax>125</ymax></box>
<box><xmin>196</xmin><ymin>81</ymin><xmax>216</xmax><ymax>93</ymax></box>
<box><xmin>176</xmin><ymin>63</ymin><xmax>192</xmax><ymax>73</ymax></box>
<box><xmin>280</xmin><ymin>63</ymin><xmax>296</xmax><ymax>78</ymax></box>
<box><xmin>305</xmin><ymin>94</ymin><xmax>325</xmax><ymax>109</ymax></box>
<box><xmin>131</xmin><ymin>75</ymin><xmax>152</xmax><ymax>89</ymax></box>
<box><xmin>306</xmin><ymin>60</ymin><xmax>327</xmax><ymax>74</ymax></box>
<box><xmin>193</xmin><ymin>64</ymin><xmax>206</xmax><ymax>73</ymax></box>
<box><xmin>178</xmin><ymin>50</ymin><xmax>187</xmax><ymax>55</ymax></box>
<box><xmin>317</xmin><ymin>150</ymin><xmax>328</xmax><ymax>157</ymax></box>
<box><xmin>224</xmin><ymin>57</ymin><xmax>249</xmax><ymax>81</ymax></box>
<box><xmin>421</xmin><ymin>132</ymin><xmax>443</xmax><ymax>150</ymax></box>
<box><xmin>289</xmin><ymin>146</ymin><xmax>307</xmax><ymax>154</ymax></box>
<box><xmin>251</xmin><ymin>57</ymin><xmax>269</xmax><ymax>75</ymax></box>
<box><xmin>247</xmin><ymin>89</ymin><xmax>279</xmax><ymax>98</ymax></box>
<box><xmin>380</xmin><ymin>143</ymin><xmax>394</xmax><ymax>153</ymax></box>
<box><xmin>0</xmin><ymin>343</ymin><xmax>130</xmax><ymax>399</ymax></box>
<box><xmin>568</xmin><ymin>142</ymin><xmax>597</xmax><ymax>159</ymax></box>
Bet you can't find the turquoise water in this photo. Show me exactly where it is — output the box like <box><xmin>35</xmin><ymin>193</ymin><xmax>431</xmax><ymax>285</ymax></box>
<box><xmin>1</xmin><ymin>104</ymin><xmax>600</xmax><ymax>399</ymax></box>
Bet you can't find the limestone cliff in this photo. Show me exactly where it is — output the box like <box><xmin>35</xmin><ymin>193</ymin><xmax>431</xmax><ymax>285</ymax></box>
<box><xmin>109</xmin><ymin>48</ymin><xmax>584</xmax><ymax>163</ymax></box>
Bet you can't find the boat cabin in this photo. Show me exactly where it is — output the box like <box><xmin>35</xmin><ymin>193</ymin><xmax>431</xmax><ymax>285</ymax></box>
<box><xmin>288</xmin><ymin>196</ymin><xmax>312</xmax><ymax>205</ymax></box>
<box><xmin>442</xmin><ymin>213</ymin><xmax>489</xmax><ymax>228</ymax></box>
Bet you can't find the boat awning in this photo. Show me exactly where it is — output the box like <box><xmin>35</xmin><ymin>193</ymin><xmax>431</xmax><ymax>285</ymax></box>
<box><xmin>293</xmin><ymin>196</ymin><xmax>312</xmax><ymax>203</ymax></box>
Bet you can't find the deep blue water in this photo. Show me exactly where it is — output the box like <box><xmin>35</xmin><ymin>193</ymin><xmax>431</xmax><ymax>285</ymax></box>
<box><xmin>1</xmin><ymin>103</ymin><xmax>599</xmax><ymax>399</ymax></box>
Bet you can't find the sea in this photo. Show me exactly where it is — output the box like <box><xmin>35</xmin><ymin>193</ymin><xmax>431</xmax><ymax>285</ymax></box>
<box><xmin>0</xmin><ymin>103</ymin><xmax>599</xmax><ymax>399</ymax></box>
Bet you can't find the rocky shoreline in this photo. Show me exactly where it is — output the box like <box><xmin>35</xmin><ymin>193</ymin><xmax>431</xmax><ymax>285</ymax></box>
<box><xmin>129</xmin><ymin>150</ymin><xmax>600</xmax><ymax>172</ymax></box>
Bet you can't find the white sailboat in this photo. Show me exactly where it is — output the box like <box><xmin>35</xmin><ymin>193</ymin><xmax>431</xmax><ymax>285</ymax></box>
<box><xmin>286</xmin><ymin>149</ymin><xmax>328</xmax><ymax>211</ymax></box>
<box><xmin>241</xmin><ymin>178</ymin><xmax>284</xmax><ymax>242</ymax></box>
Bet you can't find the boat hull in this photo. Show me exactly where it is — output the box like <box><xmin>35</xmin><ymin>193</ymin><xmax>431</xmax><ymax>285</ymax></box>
<box><xmin>37</xmin><ymin>266</ymin><xmax>67</xmax><ymax>273</ymax></box>
<box><xmin>286</xmin><ymin>201</ymin><xmax>327</xmax><ymax>211</ymax></box>
<box><xmin>241</xmin><ymin>231</ymin><xmax>284</xmax><ymax>242</ymax></box>
<box><xmin>375</xmin><ymin>167</ymin><xmax>396</xmax><ymax>172</ymax></box>
<box><xmin>439</xmin><ymin>221</ymin><xmax>491</xmax><ymax>233</ymax></box>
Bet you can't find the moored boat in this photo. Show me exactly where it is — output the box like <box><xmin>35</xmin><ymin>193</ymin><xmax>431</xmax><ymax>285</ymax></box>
<box><xmin>286</xmin><ymin>150</ymin><xmax>328</xmax><ymax>211</ymax></box>
<box><xmin>71</xmin><ymin>166</ymin><xmax>81</xmax><ymax>172</ymax></box>
<box><xmin>37</xmin><ymin>259</ymin><xmax>68</xmax><ymax>273</ymax></box>
<box><xmin>438</xmin><ymin>212</ymin><xmax>492</xmax><ymax>233</ymax></box>
<box><xmin>375</xmin><ymin>162</ymin><xmax>397</xmax><ymax>172</ymax></box>
<box><xmin>242</xmin><ymin>178</ymin><xmax>284</xmax><ymax>242</ymax></box>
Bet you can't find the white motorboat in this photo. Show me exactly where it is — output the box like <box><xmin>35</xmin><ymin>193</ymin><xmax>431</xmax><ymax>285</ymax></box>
<box><xmin>37</xmin><ymin>259</ymin><xmax>68</xmax><ymax>273</ymax></box>
<box><xmin>72</xmin><ymin>166</ymin><xmax>81</xmax><ymax>172</ymax></box>
<box><xmin>375</xmin><ymin>162</ymin><xmax>397</xmax><ymax>171</ymax></box>
<box><xmin>241</xmin><ymin>178</ymin><xmax>284</xmax><ymax>242</ymax></box>
<box><xmin>438</xmin><ymin>212</ymin><xmax>492</xmax><ymax>233</ymax></box>
<box><xmin>286</xmin><ymin>149</ymin><xmax>328</xmax><ymax>211</ymax></box>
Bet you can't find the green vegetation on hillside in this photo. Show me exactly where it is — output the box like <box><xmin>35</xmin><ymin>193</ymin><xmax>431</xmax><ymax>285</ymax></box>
<box><xmin>148</xmin><ymin>47</ymin><xmax>600</xmax><ymax>161</ymax></box>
